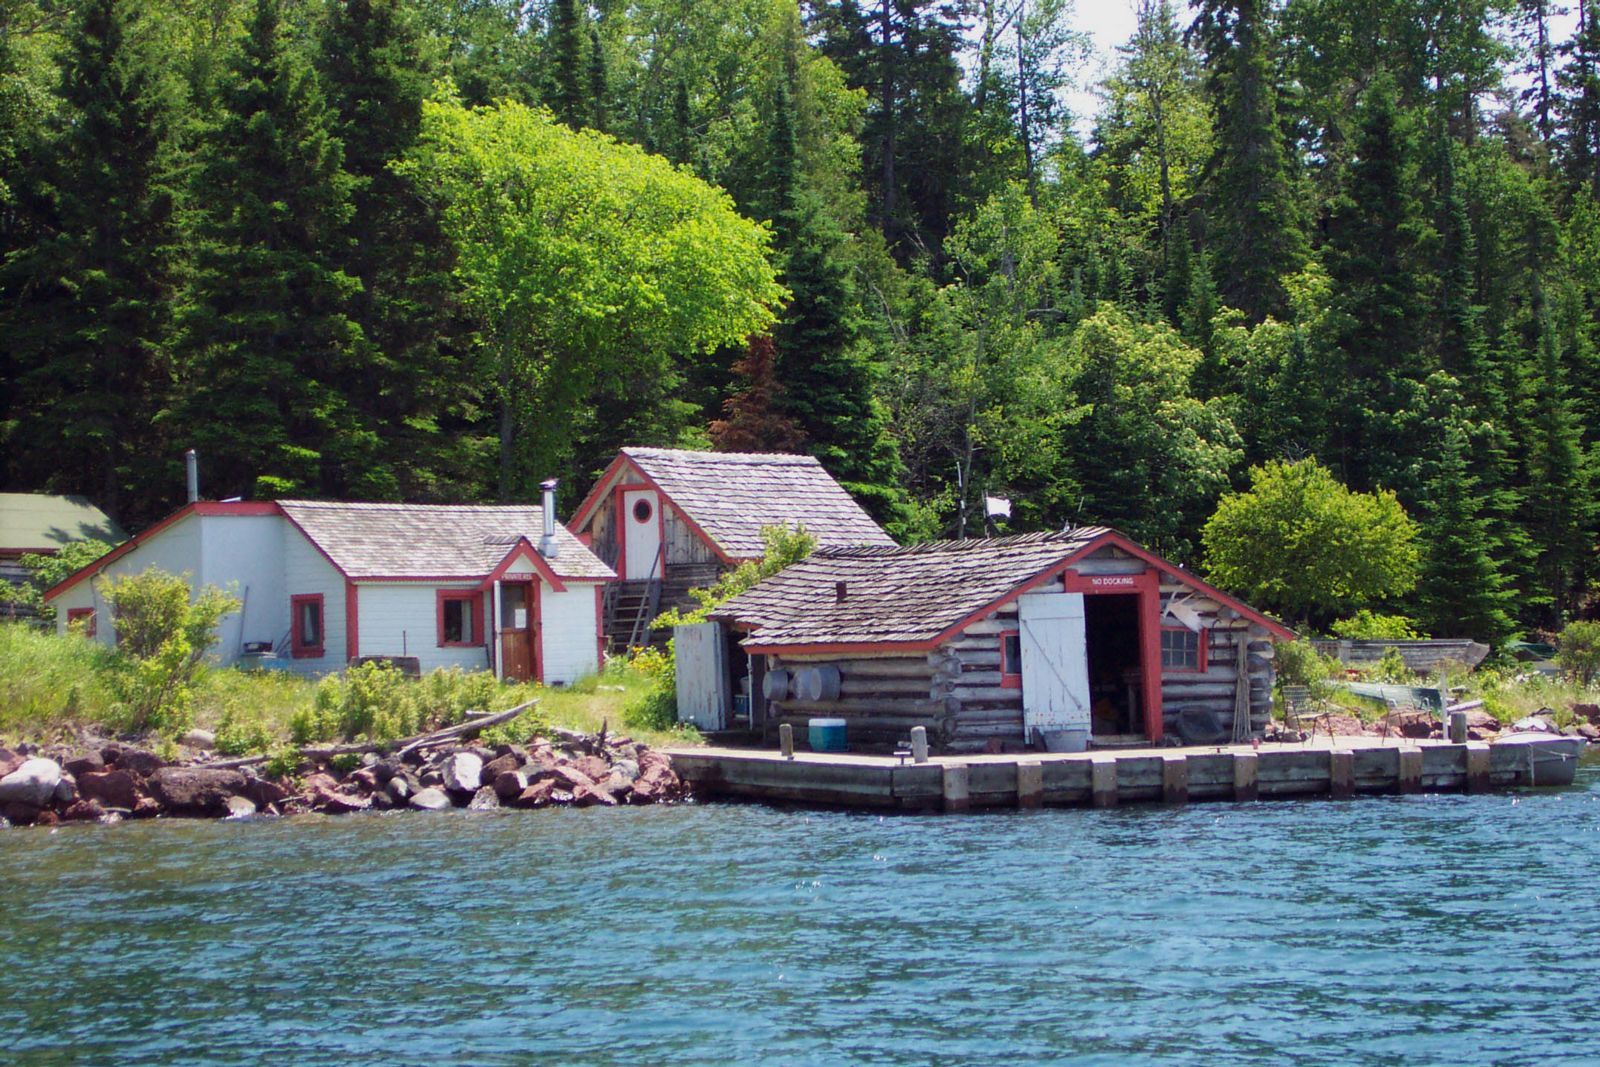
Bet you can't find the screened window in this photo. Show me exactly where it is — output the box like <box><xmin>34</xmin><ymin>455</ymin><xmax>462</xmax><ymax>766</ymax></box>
<box><xmin>1000</xmin><ymin>631</ymin><xmax>1022</xmax><ymax>688</ymax></box>
<box><xmin>291</xmin><ymin>595</ymin><xmax>324</xmax><ymax>658</ymax></box>
<box><xmin>439</xmin><ymin>593</ymin><xmax>480</xmax><ymax>646</ymax></box>
<box><xmin>1160</xmin><ymin>627</ymin><xmax>1202</xmax><ymax>671</ymax></box>
<box><xmin>67</xmin><ymin>607</ymin><xmax>97</xmax><ymax>637</ymax></box>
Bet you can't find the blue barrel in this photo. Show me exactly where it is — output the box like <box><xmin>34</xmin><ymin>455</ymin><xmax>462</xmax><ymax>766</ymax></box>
<box><xmin>808</xmin><ymin>717</ymin><xmax>848</xmax><ymax>753</ymax></box>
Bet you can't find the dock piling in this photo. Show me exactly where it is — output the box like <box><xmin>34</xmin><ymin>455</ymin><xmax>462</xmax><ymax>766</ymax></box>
<box><xmin>942</xmin><ymin>763</ymin><xmax>971</xmax><ymax>812</ymax></box>
<box><xmin>910</xmin><ymin>726</ymin><xmax>929</xmax><ymax>764</ymax></box>
<box><xmin>1090</xmin><ymin>756</ymin><xmax>1117</xmax><ymax>808</ymax></box>
<box><xmin>1397</xmin><ymin>747</ymin><xmax>1423</xmax><ymax>794</ymax></box>
<box><xmin>1329</xmin><ymin>749</ymin><xmax>1354</xmax><ymax>798</ymax></box>
<box><xmin>1015</xmin><ymin>760</ymin><xmax>1043</xmax><ymax>808</ymax></box>
<box><xmin>1464</xmin><ymin>742</ymin><xmax>1490</xmax><ymax>793</ymax></box>
<box><xmin>779</xmin><ymin>723</ymin><xmax>794</xmax><ymax>760</ymax></box>
<box><xmin>1162</xmin><ymin>754</ymin><xmax>1188</xmax><ymax>804</ymax></box>
<box><xmin>1233</xmin><ymin>752</ymin><xmax>1259</xmax><ymax>802</ymax></box>
<box><xmin>1448</xmin><ymin>711</ymin><xmax>1468</xmax><ymax>744</ymax></box>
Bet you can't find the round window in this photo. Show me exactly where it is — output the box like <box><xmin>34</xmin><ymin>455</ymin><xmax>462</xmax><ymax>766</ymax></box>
<box><xmin>632</xmin><ymin>499</ymin><xmax>653</xmax><ymax>524</ymax></box>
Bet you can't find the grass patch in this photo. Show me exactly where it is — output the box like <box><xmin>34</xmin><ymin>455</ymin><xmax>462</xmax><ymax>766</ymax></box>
<box><xmin>0</xmin><ymin>623</ymin><xmax>701</xmax><ymax>751</ymax></box>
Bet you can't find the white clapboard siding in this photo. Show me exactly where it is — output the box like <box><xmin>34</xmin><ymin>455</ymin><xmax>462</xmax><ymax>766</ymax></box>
<box><xmin>356</xmin><ymin>582</ymin><xmax>489</xmax><ymax>673</ymax></box>
<box><xmin>539</xmin><ymin>583</ymin><xmax>600</xmax><ymax>685</ymax></box>
<box><xmin>675</xmin><ymin>621</ymin><xmax>730</xmax><ymax>730</ymax></box>
<box><xmin>280</xmin><ymin>521</ymin><xmax>346</xmax><ymax>675</ymax></box>
<box><xmin>200</xmin><ymin>514</ymin><xmax>286</xmax><ymax>665</ymax></box>
<box><xmin>1018</xmin><ymin>591</ymin><xmax>1090</xmax><ymax>735</ymax></box>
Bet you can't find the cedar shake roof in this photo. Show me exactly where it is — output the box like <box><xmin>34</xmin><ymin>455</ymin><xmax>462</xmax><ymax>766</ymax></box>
<box><xmin>715</xmin><ymin>529</ymin><xmax>1110</xmax><ymax>648</ymax></box>
<box><xmin>277</xmin><ymin>501</ymin><xmax>613</xmax><ymax>581</ymax></box>
<box><xmin>620</xmin><ymin>447</ymin><xmax>896</xmax><ymax>558</ymax></box>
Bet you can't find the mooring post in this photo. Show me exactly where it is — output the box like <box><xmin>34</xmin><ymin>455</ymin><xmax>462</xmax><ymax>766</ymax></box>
<box><xmin>1162</xmin><ymin>753</ymin><xmax>1188</xmax><ymax>805</ymax></box>
<box><xmin>942</xmin><ymin>763</ymin><xmax>971</xmax><ymax>812</ymax></box>
<box><xmin>1015</xmin><ymin>760</ymin><xmax>1043</xmax><ymax>809</ymax></box>
<box><xmin>1464</xmin><ymin>741</ymin><xmax>1490</xmax><ymax>793</ymax></box>
<box><xmin>1090</xmin><ymin>756</ymin><xmax>1117</xmax><ymax>808</ymax></box>
<box><xmin>910</xmin><ymin>726</ymin><xmax>929</xmax><ymax>764</ymax></box>
<box><xmin>1329</xmin><ymin>749</ymin><xmax>1354</xmax><ymax>799</ymax></box>
<box><xmin>779</xmin><ymin>723</ymin><xmax>794</xmax><ymax>760</ymax></box>
<box><xmin>1233</xmin><ymin>751</ymin><xmax>1259</xmax><ymax>802</ymax></box>
<box><xmin>1448</xmin><ymin>711</ymin><xmax>1468</xmax><ymax>744</ymax></box>
<box><xmin>1397</xmin><ymin>746</ymin><xmax>1423</xmax><ymax>794</ymax></box>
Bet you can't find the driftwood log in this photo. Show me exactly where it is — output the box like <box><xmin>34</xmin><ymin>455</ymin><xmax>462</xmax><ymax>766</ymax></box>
<box><xmin>197</xmin><ymin>700</ymin><xmax>541</xmax><ymax>770</ymax></box>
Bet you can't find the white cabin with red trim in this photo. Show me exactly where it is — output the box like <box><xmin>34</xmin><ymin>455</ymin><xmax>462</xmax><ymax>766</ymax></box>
<box><xmin>704</xmin><ymin>529</ymin><xmax>1294</xmax><ymax>752</ymax></box>
<box><xmin>43</xmin><ymin>500</ymin><xmax>614</xmax><ymax>685</ymax></box>
<box><xmin>568</xmin><ymin>447</ymin><xmax>895</xmax><ymax>650</ymax></box>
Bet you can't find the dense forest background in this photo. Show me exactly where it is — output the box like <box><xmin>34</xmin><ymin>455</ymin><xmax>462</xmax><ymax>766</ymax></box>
<box><xmin>2</xmin><ymin>0</ymin><xmax>1598</xmax><ymax>639</ymax></box>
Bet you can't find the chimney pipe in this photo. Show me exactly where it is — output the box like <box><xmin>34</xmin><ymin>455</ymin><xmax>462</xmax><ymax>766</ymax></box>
<box><xmin>539</xmin><ymin>478</ymin><xmax>560</xmax><ymax>558</ymax></box>
<box><xmin>185</xmin><ymin>449</ymin><xmax>199</xmax><ymax>504</ymax></box>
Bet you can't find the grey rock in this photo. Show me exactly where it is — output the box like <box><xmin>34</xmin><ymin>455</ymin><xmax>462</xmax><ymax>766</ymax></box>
<box><xmin>467</xmin><ymin>785</ymin><xmax>500</xmax><ymax>811</ymax></box>
<box><xmin>63</xmin><ymin>752</ymin><xmax>105</xmax><ymax>777</ymax></box>
<box><xmin>181</xmin><ymin>728</ymin><xmax>217</xmax><ymax>749</ymax></box>
<box><xmin>387</xmin><ymin>776</ymin><xmax>411</xmax><ymax>801</ymax></box>
<box><xmin>1512</xmin><ymin>714</ymin><xmax>1557</xmax><ymax>734</ymax></box>
<box><xmin>610</xmin><ymin>758</ymin><xmax>640</xmax><ymax>784</ymax></box>
<box><xmin>442</xmin><ymin>752</ymin><xmax>484</xmax><ymax>795</ymax></box>
<box><xmin>224</xmin><ymin>795</ymin><xmax>258</xmax><ymax>819</ymax></box>
<box><xmin>54</xmin><ymin>775</ymin><xmax>77</xmax><ymax>805</ymax></box>
<box><xmin>0</xmin><ymin>758</ymin><xmax>63</xmax><ymax>807</ymax></box>
<box><xmin>409</xmin><ymin>786</ymin><xmax>452</xmax><ymax>811</ymax></box>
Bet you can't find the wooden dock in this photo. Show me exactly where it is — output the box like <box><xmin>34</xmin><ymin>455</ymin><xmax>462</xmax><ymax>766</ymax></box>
<box><xmin>664</xmin><ymin>735</ymin><xmax>1585</xmax><ymax>811</ymax></box>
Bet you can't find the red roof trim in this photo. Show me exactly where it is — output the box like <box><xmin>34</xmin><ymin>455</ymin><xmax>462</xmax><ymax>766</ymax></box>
<box><xmin>739</xmin><ymin>530</ymin><xmax>1294</xmax><ymax>655</ymax></box>
<box><xmin>478</xmin><ymin>538</ymin><xmax>567</xmax><ymax>593</ymax></box>
<box><xmin>569</xmin><ymin>454</ymin><xmax>634</xmax><ymax>532</ymax></box>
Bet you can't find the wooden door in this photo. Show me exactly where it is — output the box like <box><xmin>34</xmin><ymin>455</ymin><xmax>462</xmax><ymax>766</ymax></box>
<box><xmin>674</xmin><ymin>621</ymin><xmax>730</xmax><ymax>730</ymax></box>
<box><xmin>499</xmin><ymin>582</ymin><xmax>536</xmax><ymax>682</ymax></box>
<box><xmin>1019</xmin><ymin>591</ymin><xmax>1091</xmax><ymax>736</ymax></box>
<box><xmin>621</xmin><ymin>489</ymin><xmax>662</xmax><ymax>579</ymax></box>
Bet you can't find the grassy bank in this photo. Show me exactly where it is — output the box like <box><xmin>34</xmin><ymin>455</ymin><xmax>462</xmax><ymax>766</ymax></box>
<box><xmin>0</xmin><ymin>623</ymin><xmax>697</xmax><ymax>752</ymax></box>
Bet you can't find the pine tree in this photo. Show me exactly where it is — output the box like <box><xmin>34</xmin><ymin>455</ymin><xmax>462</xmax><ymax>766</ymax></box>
<box><xmin>315</xmin><ymin>0</ymin><xmax>476</xmax><ymax>500</ymax></box>
<box><xmin>173</xmin><ymin>0</ymin><xmax>364</xmax><ymax>500</ymax></box>
<box><xmin>587</xmin><ymin>26</ymin><xmax>607</xmax><ymax>132</ymax></box>
<box><xmin>1520</xmin><ymin>287</ymin><xmax>1594</xmax><ymax>627</ymax></box>
<box><xmin>1</xmin><ymin>0</ymin><xmax>179</xmax><ymax>525</ymax></box>
<box><xmin>1190</xmin><ymin>0</ymin><xmax>1306</xmax><ymax>320</ymax></box>
<box><xmin>548</xmin><ymin>0</ymin><xmax>585</xmax><ymax>129</ymax></box>
<box><xmin>1558</xmin><ymin>0</ymin><xmax>1600</xmax><ymax>199</ymax></box>
<box><xmin>1321</xmin><ymin>73</ymin><xmax>1434</xmax><ymax>490</ymax></box>
<box><xmin>1413</xmin><ymin>420</ymin><xmax>1518</xmax><ymax>643</ymax></box>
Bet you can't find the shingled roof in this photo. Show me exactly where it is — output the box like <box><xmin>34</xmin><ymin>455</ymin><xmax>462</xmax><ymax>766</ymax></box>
<box><xmin>714</xmin><ymin>529</ymin><xmax>1110</xmax><ymax>649</ymax></box>
<box><xmin>278</xmin><ymin>501</ymin><xmax>613</xmax><ymax>581</ymax></box>
<box><xmin>615</xmin><ymin>448</ymin><xmax>896</xmax><ymax>558</ymax></box>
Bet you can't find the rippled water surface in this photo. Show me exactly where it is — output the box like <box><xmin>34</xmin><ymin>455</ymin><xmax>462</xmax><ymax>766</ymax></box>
<box><xmin>6</xmin><ymin>759</ymin><xmax>1600</xmax><ymax>1066</ymax></box>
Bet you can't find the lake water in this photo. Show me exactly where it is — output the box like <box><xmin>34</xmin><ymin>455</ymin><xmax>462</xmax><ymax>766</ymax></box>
<box><xmin>5</xmin><ymin>759</ymin><xmax>1600</xmax><ymax>1066</ymax></box>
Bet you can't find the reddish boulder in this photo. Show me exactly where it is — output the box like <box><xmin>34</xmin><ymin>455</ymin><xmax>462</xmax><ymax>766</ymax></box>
<box><xmin>493</xmin><ymin>769</ymin><xmax>530</xmax><ymax>801</ymax></box>
<box><xmin>0</xmin><ymin>746</ymin><xmax>21</xmax><ymax>777</ymax></box>
<box><xmin>64</xmin><ymin>752</ymin><xmax>106</xmax><ymax>777</ymax></box>
<box><xmin>549</xmin><ymin>764</ymin><xmax>596</xmax><ymax>791</ymax></box>
<box><xmin>574</xmin><ymin>754</ymin><xmax>612</xmax><ymax>783</ymax></box>
<box><xmin>480</xmin><ymin>754</ymin><xmax>520</xmax><ymax>784</ymax></box>
<box><xmin>514</xmin><ymin>780</ymin><xmax>557</xmax><ymax>808</ymax></box>
<box><xmin>75</xmin><ymin>769</ymin><xmax>141</xmax><ymax>810</ymax></box>
<box><xmin>130</xmin><ymin>796</ymin><xmax>163</xmax><ymax>819</ymax></box>
<box><xmin>1572</xmin><ymin>703</ymin><xmax>1600</xmax><ymax>725</ymax></box>
<box><xmin>112</xmin><ymin>748</ymin><xmax>165</xmax><ymax>778</ymax></box>
<box><xmin>245</xmin><ymin>777</ymin><xmax>290</xmax><ymax>808</ymax></box>
<box><xmin>571</xmin><ymin>781</ymin><xmax>618</xmax><ymax>807</ymax></box>
<box><xmin>3</xmin><ymin>801</ymin><xmax>41</xmax><ymax>825</ymax></box>
<box><xmin>147</xmin><ymin>768</ymin><xmax>248</xmax><ymax>814</ymax></box>
<box><xmin>61</xmin><ymin>798</ymin><xmax>106</xmax><ymax>822</ymax></box>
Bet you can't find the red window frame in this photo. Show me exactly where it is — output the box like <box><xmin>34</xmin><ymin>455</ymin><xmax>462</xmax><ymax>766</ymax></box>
<box><xmin>66</xmin><ymin>607</ymin><xmax>97</xmax><ymax>637</ymax></box>
<box><xmin>1159</xmin><ymin>626</ymin><xmax>1207</xmax><ymax>673</ymax></box>
<box><xmin>437</xmin><ymin>590</ymin><xmax>484</xmax><ymax>648</ymax></box>
<box><xmin>291</xmin><ymin>594</ymin><xmax>325</xmax><ymax>659</ymax></box>
<box><xmin>999</xmin><ymin>629</ymin><xmax>1022</xmax><ymax>689</ymax></box>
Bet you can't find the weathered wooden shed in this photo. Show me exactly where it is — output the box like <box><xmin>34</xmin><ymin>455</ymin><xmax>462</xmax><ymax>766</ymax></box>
<box><xmin>690</xmin><ymin>529</ymin><xmax>1293</xmax><ymax>751</ymax></box>
<box><xmin>567</xmin><ymin>447</ymin><xmax>895</xmax><ymax>649</ymax></box>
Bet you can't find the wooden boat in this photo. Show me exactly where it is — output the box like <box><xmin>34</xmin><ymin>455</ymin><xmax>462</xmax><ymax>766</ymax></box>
<box><xmin>1492</xmin><ymin>733</ymin><xmax>1586</xmax><ymax>787</ymax></box>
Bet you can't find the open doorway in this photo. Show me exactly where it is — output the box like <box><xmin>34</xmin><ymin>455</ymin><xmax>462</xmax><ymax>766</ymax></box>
<box><xmin>1084</xmin><ymin>594</ymin><xmax>1144</xmax><ymax>738</ymax></box>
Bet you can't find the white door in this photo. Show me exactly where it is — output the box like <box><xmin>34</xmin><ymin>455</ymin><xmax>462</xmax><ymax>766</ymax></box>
<box><xmin>622</xmin><ymin>489</ymin><xmax>661</xmax><ymax>579</ymax></box>
<box><xmin>674</xmin><ymin>622</ymin><xmax>730</xmax><ymax>730</ymax></box>
<box><xmin>1019</xmin><ymin>591</ymin><xmax>1091</xmax><ymax>735</ymax></box>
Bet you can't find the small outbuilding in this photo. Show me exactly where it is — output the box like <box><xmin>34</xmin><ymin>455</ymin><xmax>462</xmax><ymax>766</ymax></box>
<box><xmin>43</xmin><ymin>490</ymin><xmax>613</xmax><ymax>684</ymax></box>
<box><xmin>567</xmin><ymin>447</ymin><xmax>895</xmax><ymax>649</ymax></box>
<box><xmin>685</xmin><ymin>528</ymin><xmax>1293</xmax><ymax>750</ymax></box>
<box><xmin>1</xmin><ymin>493</ymin><xmax>127</xmax><ymax>619</ymax></box>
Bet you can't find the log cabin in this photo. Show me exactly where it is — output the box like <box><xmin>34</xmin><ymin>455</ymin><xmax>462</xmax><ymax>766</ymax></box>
<box><xmin>567</xmin><ymin>447</ymin><xmax>895</xmax><ymax>650</ymax></box>
<box><xmin>43</xmin><ymin>484</ymin><xmax>613</xmax><ymax>685</ymax></box>
<box><xmin>682</xmin><ymin>529</ymin><xmax>1294</xmax><ymax>752</ymax></box>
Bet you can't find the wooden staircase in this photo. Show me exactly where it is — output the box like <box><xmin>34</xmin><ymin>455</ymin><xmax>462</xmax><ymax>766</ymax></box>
<box><xmin>604</xmin><ymin>579</ymin><xmax>663</xmax><ymax>653</ymax></box>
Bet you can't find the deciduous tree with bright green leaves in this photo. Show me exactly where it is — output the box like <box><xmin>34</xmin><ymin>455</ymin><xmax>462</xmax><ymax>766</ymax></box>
<box><xmin>1201</xmin><ymin>458</ymin><xmax>1420</xmax><ymax>627</ymax></box>
<box><xmin>400</xmin><ymin>92</ymin><xmax>787</xmax><ymax>498</ymax></box>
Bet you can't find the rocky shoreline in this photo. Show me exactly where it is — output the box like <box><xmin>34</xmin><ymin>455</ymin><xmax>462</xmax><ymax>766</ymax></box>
<box><xmin>1263</xmin><ymin>702</ymin><xmax>1600</xmax><ymax>744</ymax></box>
<box><xmin>0</xmin><ymin>728</ymin><xmax>688</xmax><ymax>829</ymax></box>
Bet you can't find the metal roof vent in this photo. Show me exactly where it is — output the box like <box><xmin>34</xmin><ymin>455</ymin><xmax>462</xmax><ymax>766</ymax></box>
<box><xmin>539</xmin><ymin>478</ymin><xmax>560</xmax><ymax>559</ymax></box>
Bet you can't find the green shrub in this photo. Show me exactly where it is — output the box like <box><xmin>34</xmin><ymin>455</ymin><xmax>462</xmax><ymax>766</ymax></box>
<box><xmin>1364</xmin><ymin>646</ymin><xmax>1415</xmax><ymax>683</ymax></box>
<box><xmin>214</xmin><ymin>703</ymin><xmax>275</xmax><ymax>756</ymax></box>
<box><xmin>1557</xmin><ymin>620</ymin><xmax>1600</xmax><ymax>686</ymax></box>
<box><xmin>1329</xmin><ymin>610</ymin><xmax>1427</xmax><ymax>640</ymax></box>
<box><xmin>622</xmin><ymin>642</ymin><xmax>678</xmax><ymax>732</ymax></box>
<box><xmin>0</xmin><ymin>622</ymin><xmax>122</xmax><ymax>737</ymax></box>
